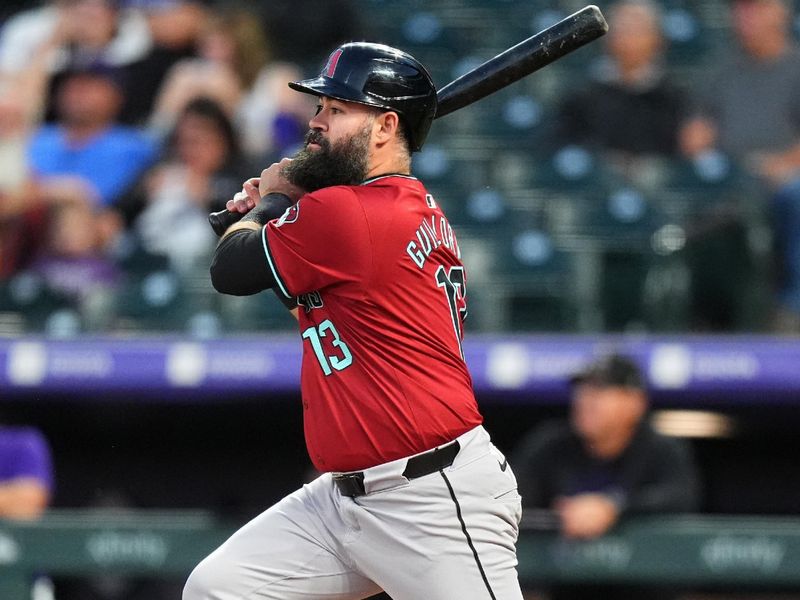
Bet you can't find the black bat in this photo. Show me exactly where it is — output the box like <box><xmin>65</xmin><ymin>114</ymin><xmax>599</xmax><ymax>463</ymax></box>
<box><xmin>435</xmin><ymin>4</ymin><xmax>607</xmax><ymax>117</ymax></box>
<box><xmin>209</xmin><ymin>5</ymin><xmax>608</xmax><ymax>235</ymax></box>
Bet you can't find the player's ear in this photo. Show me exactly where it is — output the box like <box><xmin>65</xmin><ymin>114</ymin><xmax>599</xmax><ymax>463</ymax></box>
<box><xmin>373</xmin><ymin>110</ymin><xmax>401</xmax><ymax>145</ymax></box>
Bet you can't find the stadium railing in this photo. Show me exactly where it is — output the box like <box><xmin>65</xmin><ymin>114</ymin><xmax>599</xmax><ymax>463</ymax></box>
<box><xmin>2</xmin><ymin>510</ymin><xmax>800</xmax><ymax>598</ymax></box>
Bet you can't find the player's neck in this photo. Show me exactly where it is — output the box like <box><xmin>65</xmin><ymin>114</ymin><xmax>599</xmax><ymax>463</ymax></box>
<box><xmin>366</xmin><ymin>146</ymin><xmax>412</xmax><ymax>179</ymax></box>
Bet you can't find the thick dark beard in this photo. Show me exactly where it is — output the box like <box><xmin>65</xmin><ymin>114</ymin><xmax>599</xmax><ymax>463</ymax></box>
<box><xmin>283</xmin><ymin>125</ymin><xmax>371</xmax><ymax>192</ymax></box>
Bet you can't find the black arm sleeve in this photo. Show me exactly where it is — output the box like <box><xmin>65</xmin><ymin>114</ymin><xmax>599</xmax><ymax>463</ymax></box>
<box><xmin>241</xmin><ymin>193</ymin><xmax>293</xmax><ymax>226</ymax></box>
<box><xmin>210</xmin><ymin>228</ymin><xmax>277</xmax><ymax>296</ymax></box>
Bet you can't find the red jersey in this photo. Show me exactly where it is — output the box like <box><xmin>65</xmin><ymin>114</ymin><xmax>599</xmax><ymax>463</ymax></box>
<box><xmin>263</xmin><ymin>174</ymin><xmax>482</xmax><ymax>472</ymax></box>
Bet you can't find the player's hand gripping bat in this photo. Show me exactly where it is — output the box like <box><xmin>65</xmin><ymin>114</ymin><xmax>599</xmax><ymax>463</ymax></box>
<box><xmin>208</xmin><ymin>5</ymin><xmax>608</xmax><ymax>235</ymax></box>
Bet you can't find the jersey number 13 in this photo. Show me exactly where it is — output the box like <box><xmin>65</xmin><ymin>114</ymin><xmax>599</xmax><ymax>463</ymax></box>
<box><xmin>301</xmin><ymin>319</ymin><xmax>353</xmax><ymax>376</ymax></box>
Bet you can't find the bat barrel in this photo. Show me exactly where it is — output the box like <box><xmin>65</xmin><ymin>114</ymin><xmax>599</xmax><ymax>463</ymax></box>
<box><xmin>434</xmin><ymin>5</ymin><xmax>608</xmax><ymax>119</ymax></box>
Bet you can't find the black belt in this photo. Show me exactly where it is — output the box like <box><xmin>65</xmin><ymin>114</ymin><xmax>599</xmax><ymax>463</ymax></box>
<box><xmin>333</xmin><ymin>440</ymin><xmax>460</xmax><ymax>497</ymax></box>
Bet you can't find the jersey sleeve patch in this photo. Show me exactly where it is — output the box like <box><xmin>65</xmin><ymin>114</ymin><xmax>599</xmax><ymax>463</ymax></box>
<box><xmin>275</xmin><ymin>202</ymin><xmax>300</xmax><ymax>227</ymax></box>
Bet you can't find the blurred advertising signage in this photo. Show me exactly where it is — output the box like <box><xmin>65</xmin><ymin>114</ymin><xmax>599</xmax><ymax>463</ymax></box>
<box><xmin>86</xmin><ymin>530</ymin><xmax>169</xmax><ymax>567</ymax></box>
<box><xmin>701</xmin><ymin>536</ymin><xmax>787</xmax><ymax>575</ymax></box>
<box><xmin>1</xmin><ymin>336</ymin><xmax>800</xmax><ymax>401</ymax></box>
<box><xmin>0</xmin><ymin>337</ymin><xmax>301</xmax><ymax>396</ymax></box>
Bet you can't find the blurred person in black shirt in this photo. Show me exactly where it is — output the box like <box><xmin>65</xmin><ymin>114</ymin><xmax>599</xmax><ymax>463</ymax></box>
<box><xmin>554</xmin><ymin>0</ymin><xmax>687</xmax><ymax>159</ymax></box>
<box><xmin>512</xmin><ymin>353</ymin><xmax>700</xmax><ymax>600</ymax></box>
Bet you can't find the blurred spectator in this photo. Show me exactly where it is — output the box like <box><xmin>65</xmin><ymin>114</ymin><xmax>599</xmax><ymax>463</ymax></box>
<box><xmin>0</xmin><ymin>0</ymin><xmax>151</xmax><ymax>75</ymax></box>
<box><xmin>1</xmin><ymin>78</ymin><xmax>116</xmax><ymax>282</ymax></box>
<box><xmin>149</xmin><ymin>6</ymin><xmax>308</xmax><ymax>160</ymax></box>
<box><xmin>27</xmin><ymin>64</ymin><xmax>158</xmax><ymax>208</ymax></box>
<box><xmin>512</xmin><ymin>353</ymin><xmax>699</xmax><ymax>600</ymax></box>
<box><xmin>0</xmin><ymin>190</ymin><xmax>49</xmax><ymax>281</ymax></box>
<box><xmin>0</xmin><ymin>424</ymin><xmax>54</xmax><ymax>520</ymax></box>
<box><xmin>0</xmin><ymin>82</ymin><xmax>47</xmax><ymax>280</ymax></box>
<box><xmin>126</xmin><ymin>96</ymin><xmax>248</xmax><ymax>273</ymax></box>
<box><xmin>553</xmin><ymin>0</ymin><xmax>687</xmax><ymax>160</ymax></box>
<box><xmin>0</xmin><ymin>83</ymin><xmax>38</xmax><ymax>195</ymax></box>
<box><xmin>238</xmin><ymin>60</ymin><xmax>311</xmax><ymax>162</ymax></box>
<box><xmin>27</xmin><ymin>200</ymin><xmax>122</xmax><ymax>328</ymax></box>
<box><xmin>0</xmin><ymin>0</ymin><xmax>154</xmax><ymax>123</ymax></box>
<box><xmin>148</xmin><ymin>8</ymin><xmax>268</xmax><ymax>136</ymax></box>
<box><xmin>121</xmin><ymin>0</ymin><xmax>210</xmax><ymax>124</ymax></box>
<box><xmin>680</xmin><ymin>0</ymin><xmax>800</xmax><ymax>329</ymax></box>
<box><xmin>126</xmin><ymin>0</ymin><xmax>207</xmax><ymax>54</ymax></box>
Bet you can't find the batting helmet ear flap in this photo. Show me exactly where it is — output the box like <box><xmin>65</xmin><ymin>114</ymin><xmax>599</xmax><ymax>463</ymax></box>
<box><xmin>289</xmin><ymin>42</ymin><xmax>438</xmax><ymax>151</ymax></box>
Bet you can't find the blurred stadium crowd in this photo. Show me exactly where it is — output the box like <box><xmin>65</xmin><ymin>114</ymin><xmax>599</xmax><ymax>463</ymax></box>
<box><xmin>2</xmin><ymin>0</ymin><xmax>800</xmax><ymax>337</ymax></box>
<box><xmin>0</xmin><ymin>0</ymin><xmax>361</xmax><ymax>337</ymax></box>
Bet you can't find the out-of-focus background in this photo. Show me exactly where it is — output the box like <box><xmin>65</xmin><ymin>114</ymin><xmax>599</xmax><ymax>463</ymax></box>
<box><xmin>1</xmin><ymin>0</ymin><xmax>800</xmax><ymax>599</ymax></box>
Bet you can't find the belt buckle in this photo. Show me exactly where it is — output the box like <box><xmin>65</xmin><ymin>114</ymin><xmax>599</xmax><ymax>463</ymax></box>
<box><xmin>333</xmin><ymin>472</ymin><xmax>366</xmax><ymax>497</ymax></box>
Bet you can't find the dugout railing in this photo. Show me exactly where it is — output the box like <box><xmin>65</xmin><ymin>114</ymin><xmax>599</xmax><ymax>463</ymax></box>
<box><xmin>2</xmin><ymin>510</ymin><xmax>800</xmax><ymax>598</ymax></box>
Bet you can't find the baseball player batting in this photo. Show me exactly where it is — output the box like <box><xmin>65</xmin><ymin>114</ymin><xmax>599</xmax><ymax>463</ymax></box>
<box><xmin>188</xmin><ymin>9</ymin><xmax>607</xmax><ymax>595</ymax></box>
<box><xmin>186</xmin><ymin>42</ymin><xmax>523</xmax><ymax>600</ymax></box>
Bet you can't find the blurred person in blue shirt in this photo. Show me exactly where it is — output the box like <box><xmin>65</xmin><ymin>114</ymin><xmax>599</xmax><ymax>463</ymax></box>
<box><xmin>27</xmin><ymin>63</ymin><xmax>158</xmax><ymax>208</ymax></box>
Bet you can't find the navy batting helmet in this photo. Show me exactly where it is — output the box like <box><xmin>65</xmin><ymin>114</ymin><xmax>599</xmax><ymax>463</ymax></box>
<box><xmin>289</xmin><ymin>42</ymin><xmax>438</xmax><ymax>151</ymax></box>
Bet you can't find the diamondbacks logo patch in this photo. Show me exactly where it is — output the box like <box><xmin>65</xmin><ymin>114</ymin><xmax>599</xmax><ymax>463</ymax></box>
<box><xmin>276</xmin><ymin>203</ymin><xmax>300</xmax><ymax>227</ymax></box>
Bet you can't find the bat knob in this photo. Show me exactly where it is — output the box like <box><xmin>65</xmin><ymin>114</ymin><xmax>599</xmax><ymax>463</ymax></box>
<box><xmin>208</xmin><ymin>208</ymin><xmax>244</xmax><ymax>236</ymax></box>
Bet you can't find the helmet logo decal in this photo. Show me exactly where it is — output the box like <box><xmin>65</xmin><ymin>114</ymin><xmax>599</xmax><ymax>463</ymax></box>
<box><xmin>324</xmin><ymin>48</ymin><xmax>344</xmax><ymax>77</ymax></box>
